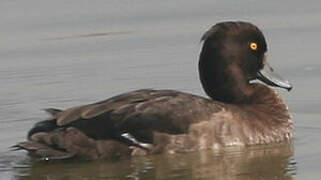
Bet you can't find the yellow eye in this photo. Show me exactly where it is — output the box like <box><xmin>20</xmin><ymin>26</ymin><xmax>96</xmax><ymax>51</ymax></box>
<box><xmin>250</xmin><ymin>42</ymin><xmax>258</xmax><ymax>51</ymax></box>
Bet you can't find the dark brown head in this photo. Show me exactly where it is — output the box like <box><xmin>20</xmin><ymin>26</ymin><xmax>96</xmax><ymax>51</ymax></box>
<box><xmin>199</xmin><ymin>21</ymin><xmax>292</xmax><ymax>103</ymax></box>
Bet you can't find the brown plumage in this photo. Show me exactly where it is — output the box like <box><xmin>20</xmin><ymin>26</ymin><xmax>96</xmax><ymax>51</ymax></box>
<box><xmin>14</xmin><ymin>21</ymin><xmax>293</xmax><ymax>160</ymax></box>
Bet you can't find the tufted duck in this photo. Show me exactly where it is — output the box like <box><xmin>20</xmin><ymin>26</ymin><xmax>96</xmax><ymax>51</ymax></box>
<box><xmin>14</xmin><ymin>21</ymin><xmax>293</xmax><ymax>160</ymax></box>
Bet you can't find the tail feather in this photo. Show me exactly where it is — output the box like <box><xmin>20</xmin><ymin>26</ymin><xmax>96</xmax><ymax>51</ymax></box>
<box><xmin>43</xmin><ymin>108</ymin><xmax>62</xmax><ymax>116</ymax></box>
<box><xmin>15</xmin><ymin>126</ymin><xmax>134</xmax><ymax>160</ymax></box>
<box><xmin>27</xmin><ymin>119</ymin><xmax>58</xmax><ymax>139</ymax></box>
<box><xmin>12</xmin><ymin>141</ymin><xmax>75</xmax><ymax>160</ymax></box>
<box><xmin>15</xmin><ymin>108</ymin><xmax>144</xmax><ymax>160</ymax></box>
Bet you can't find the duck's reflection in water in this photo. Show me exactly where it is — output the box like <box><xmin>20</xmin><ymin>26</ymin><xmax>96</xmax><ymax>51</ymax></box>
<box><xmin>14</xmin><ymin>142</ymin><xmax>295</xmax><ymax>180</ymax></box>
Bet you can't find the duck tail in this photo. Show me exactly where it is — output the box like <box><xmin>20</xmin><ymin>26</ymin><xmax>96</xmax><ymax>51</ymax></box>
<box><xmin>11</xmin><ymin>118</ymin><xmax>75</xmax><ymax>160</ymax></box>
<box><xmin>12</xmin><ymin>118</ymin><xmax>76</xmax><ymax>160</ymax></box>
<box><xmin>27</xmin><ymin>119</ymin><xmax>58</xmax><ymax>139</ymax></box>
<box><xmin>11</xmin><ymin>108</ymin><xmax>76</xmax><ymax>160</ymax></box>
<box><xmin>26</xmin><ymin>108</ymin><xmax>62</xmax><ymax>139</ymax></box>
<box><xmin>12</xmin><ymin>108</ymin><xmax>136</xmax><ymax>160</ymax></box>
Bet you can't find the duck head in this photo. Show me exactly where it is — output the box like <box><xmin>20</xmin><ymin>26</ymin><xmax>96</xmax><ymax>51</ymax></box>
<box><xmin>199</xmin><ymin>21</ymin><xmax>292</xmax><ymax>103</ymax></box>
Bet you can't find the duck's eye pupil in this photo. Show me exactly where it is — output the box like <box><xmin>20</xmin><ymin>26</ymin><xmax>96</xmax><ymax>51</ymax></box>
<box><xmin>250</xmin><ymin>42</ymin><xmax>258</xmax><ymax>51</ymax></box>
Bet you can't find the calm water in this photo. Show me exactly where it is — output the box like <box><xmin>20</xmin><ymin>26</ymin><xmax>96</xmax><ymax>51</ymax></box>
<box><xmin>1</xmin><ymin>0</ymin><xmax>321</xmax><ymax>179</ymax></box>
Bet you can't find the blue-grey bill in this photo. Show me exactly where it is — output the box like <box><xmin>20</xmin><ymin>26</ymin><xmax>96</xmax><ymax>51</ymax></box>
<box><xmin>257</xmin><ymin>62</ymin><xmax>293</xmax><ymax>91</ymax></box>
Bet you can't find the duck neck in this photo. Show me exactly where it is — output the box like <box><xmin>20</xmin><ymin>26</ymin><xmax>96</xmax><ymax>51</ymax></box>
<box><xmin>245</xmin><ymin>84</ymin><xmax>292</xmax><ymax>126</ymax></box>
<box><xmin>199</xmin><ymin>56</ymin><xmax>254</xmax><ymax>103</ymax></box>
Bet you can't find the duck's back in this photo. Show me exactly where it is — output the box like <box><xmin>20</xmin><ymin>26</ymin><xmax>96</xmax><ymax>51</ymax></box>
<box><xmin>15</xmin><ymin>89</ymin><xmax>223</xmax><ymax>160</ymax></box>
<box><xmin>15</xmin><ymin>86</ymin><xmax>292</xmax><ymax>160</ymax></box>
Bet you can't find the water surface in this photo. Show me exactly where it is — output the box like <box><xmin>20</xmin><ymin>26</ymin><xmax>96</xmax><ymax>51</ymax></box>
<box><xmin>1</xmin><ymin>0</ymin><xmax>321</xmax><ymax>179</ymax></box>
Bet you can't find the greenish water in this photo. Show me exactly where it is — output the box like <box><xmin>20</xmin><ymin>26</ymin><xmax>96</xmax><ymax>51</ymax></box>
<box><xmin>1</xmin><ymin>0</ymin><xmax>321</xmax><ymax>179</ymax></box>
